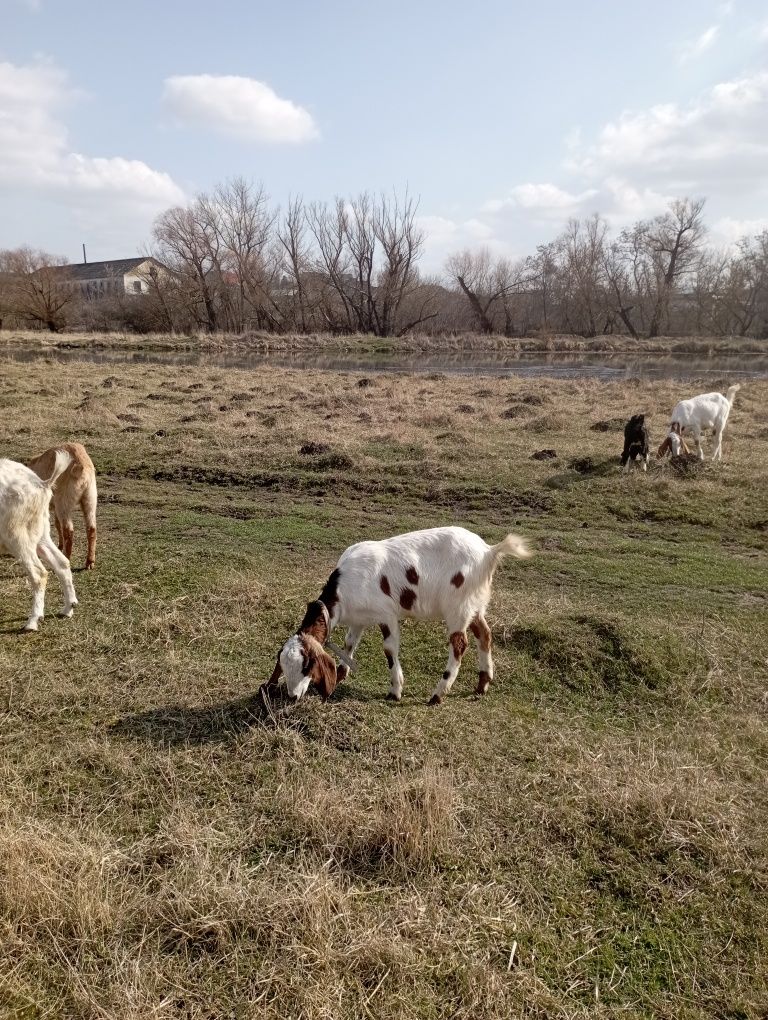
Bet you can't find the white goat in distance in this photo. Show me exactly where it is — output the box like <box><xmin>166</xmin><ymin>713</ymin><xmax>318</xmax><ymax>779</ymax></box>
<box><xmin>658</xmin><ymin>384</ymin><xmax>741</xmax><ymax>462</ymax></box>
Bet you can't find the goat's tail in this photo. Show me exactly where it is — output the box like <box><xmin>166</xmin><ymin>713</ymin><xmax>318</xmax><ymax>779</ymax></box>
<box><xmin>40</xmin><ymin>448</ymin><xmax>72</xmax><ymax>488</ymax></box>
<box><xmin>484</xmin><ymin>533</ymin><xmax>532</xmax><ymax>574</ymax></box>
<box><xmin>725</xmin><ymin>383</ymin><xmax>741</xmax><ymax>405</ymax></box>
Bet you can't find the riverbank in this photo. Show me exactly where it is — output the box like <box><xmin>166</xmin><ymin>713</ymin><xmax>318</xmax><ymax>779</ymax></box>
<box><xmin>1</xmin><ymin>326</ymin><xmax>765</xmax><ymax>357</ymax></box>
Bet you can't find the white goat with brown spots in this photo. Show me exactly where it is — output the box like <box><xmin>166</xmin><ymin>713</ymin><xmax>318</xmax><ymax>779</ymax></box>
<box><xmin>261</xmin><ymin>526</ymin><xmax>531</xmax><ymax>706</ymax></box>
<box><xmin>0</xmin><ymin>453</ymin><xmax>79</xmax><ymax>631</ymax></box>
<box><xmin>27</xmin><ymin>442</ymin><xmax>98</xmax><ymax>569</ymax></box>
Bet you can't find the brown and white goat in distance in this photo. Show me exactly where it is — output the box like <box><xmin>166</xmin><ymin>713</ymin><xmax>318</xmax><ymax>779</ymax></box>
<box><xmin>0</xmin><ymin>453</ymin><xmax>79</xmax><ymax>631</ymax></box>
<box><xmin>27</xmin><ymin>442</ymin><xmax>98</xmax><ymax>569</ymax></box>
<box><xmin>261</xmin><ymin>526</ymin><xmax>532</xmax><ymax>706</ymax></box>
<box><xmin>658</xmin><ymin>385</ymin><xmax>740</xmax><ymax>462</ymax></box>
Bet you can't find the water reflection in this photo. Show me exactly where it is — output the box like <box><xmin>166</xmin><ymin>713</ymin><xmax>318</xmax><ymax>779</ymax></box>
<box><xmin>2</xmin><ymin>344</ymin><xmax>767</xmax><ymax>381</ymax></box>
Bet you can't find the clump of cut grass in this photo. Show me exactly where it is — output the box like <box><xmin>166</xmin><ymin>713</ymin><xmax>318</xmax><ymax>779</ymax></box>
<box><xmin>504</xmin><ymin>614</ymin><xmax>694</xmax><ymax>696</ymax></box>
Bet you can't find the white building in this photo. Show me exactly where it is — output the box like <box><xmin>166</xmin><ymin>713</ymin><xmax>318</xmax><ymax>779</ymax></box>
<box><xmin>58</xmin><ymin>257</ymin><xmax>164</xmax><ymax>300</ymax></box>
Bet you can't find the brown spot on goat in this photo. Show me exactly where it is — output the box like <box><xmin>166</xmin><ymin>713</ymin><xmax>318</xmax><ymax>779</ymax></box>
<box><xmin>380</xmin><ymin>575</ymin><xmax>391</xmax><ymax>597</ymax></box>
<box><xmin>451</xmin><ymin>571</ymin><xmax>465</xmax><ymax>588</ymax></box>
<box><xmin>399</xmin><ymin>588</ymin><xmax>417</xmax><ymax>611</ymax></box>
<box><xmin>385</xmin><ymin>651</ymin><xmax>394</xmax><ymax>669</ymax></box>
<box><xmin>449</xmin><ymin>631</ymin><xmax>468</xmax><ymax>659</ymax></box>
<box><xmin>469</xmin><ymin>616</ymin><xmax>492</xmax><ymax>652</ymax></box>
<box><xmin>380</xmin><ymin>623</ymin><xmax>391</xmax><ymax>640</ymax></box>
<box><xmin>405</xmin><ymin>565</ymin><xmax>419</xmax><ymax>585</ymax></box>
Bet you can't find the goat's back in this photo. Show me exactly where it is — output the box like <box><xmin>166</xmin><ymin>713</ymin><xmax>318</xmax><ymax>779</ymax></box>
<box><xmin>671</xmin><ymin>392</ymin><xmax>732</xmax><ymax>429</ymax></box>
<box><xmin>336</xmin><ymin>526</ymin><xmax>498</xmax><ymax>622</ymax></box>
<box><xmin>28</xmin><ymin>442</ymin><xmax>94</xmax><ymax>484</ymax></box>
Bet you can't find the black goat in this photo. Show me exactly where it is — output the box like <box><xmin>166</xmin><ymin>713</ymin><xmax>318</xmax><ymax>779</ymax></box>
<box><xmin>621</xmin><ymin>414</ymin><xmax>650</xmax><ymax>472</ymax></box>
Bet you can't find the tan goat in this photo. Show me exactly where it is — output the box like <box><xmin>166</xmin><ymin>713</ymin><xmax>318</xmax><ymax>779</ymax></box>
<box><xmin>27</xmin><ymin>443</ymin><xmax>98</xmax><ymax>569</ymax></box>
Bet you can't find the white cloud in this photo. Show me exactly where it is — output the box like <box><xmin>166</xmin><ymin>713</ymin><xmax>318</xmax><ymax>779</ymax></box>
<box><xmin>163</xmin><ymin>74</ymin><xmax>318</xmax><ymax>144</ymax></box>
<box><xmin>416</xmin><ymin>214</ymin><xmax>515</xmax><ymax>270</ymax></box>
<box><xmin>0</xmin><ymin>59</ymin><xmax>184</xmax><ymax>250</ymax></box>
<box><xmin>680</xmin><ymin>24</ymin><xmax>719</xmax><ymax>62</ymax></box>
<box><xmin>712</xmin><ymin>215</ymin><xmax>768</xmax><ymax>245</ymax></box>
<box><xmin>568</xmin><ymin>71</ymin><xmax>768</xmax><ymax>191</ymax></box>
<box><xmin>484</xmin><ymin>183</ymin><xmax>599</xmax><ymax>216</ymax></box>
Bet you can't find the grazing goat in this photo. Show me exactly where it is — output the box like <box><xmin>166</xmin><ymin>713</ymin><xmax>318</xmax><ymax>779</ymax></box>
<box><xmin>620</xmin><ymin>414</ymin><xmax>651</xmax><ymax>472</ymax></box>
<box><xmin>658</xmin><ymin>385</ymin><xmax>740</xmax><ymax>461</ymax></box>
<box><xmin>27</xmin><ymin>442</ymin><xmax>97</xmax><ymax>569</ymax></box>
<box><xmin>261</xmin><ymin>526</ymin><xmax>531</xmax><ymax>706</ymax></box>
<box><xmin>0</xmin><ymin>453</ymin><xmax>78</xmax><ymax>631</ymax></box>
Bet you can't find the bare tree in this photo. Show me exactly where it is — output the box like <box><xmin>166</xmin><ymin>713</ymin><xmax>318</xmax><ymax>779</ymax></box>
<box><xmin>152</xmin><ymin>204</ymin><xmax>221</xmax><ymax>331</ymax></box>
<box><xmin>277</xmin><ymin>196</ymin><xmax>312</xmax><ymax>331</ymax></box>
<box><xmin>0</xmin><ymin>248</ymin><xmax>74</xmax><ymax>331</ymax></box>
<box><xmin>306</xmin><ymin>192</ymin><xmax>431</xmax><ymax>336</ymax></box>
<box><xmin>643</xmin><ymin>198</ymin><xmax>707</xmax><ymax>338</ymax></box>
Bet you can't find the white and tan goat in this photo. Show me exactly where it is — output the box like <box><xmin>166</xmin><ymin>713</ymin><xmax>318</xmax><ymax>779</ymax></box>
<box><xmin>0</xmin><ymin>453</ymin><xmax>79</xmax><ymax>631</ymax></box>
<box><xmin>658</xmin><ymin>385</ymin><xmax>740</xmax><ymax>462</ymax></box>
<box><xmin>27</xmin><ymin>442</ymin><xmax>98</xmax><ymax>569</ymax></box>
<box><xmin>261</xmin><ymin>526</ymin><xmax>531</xmax><ymax>706</ymax></box>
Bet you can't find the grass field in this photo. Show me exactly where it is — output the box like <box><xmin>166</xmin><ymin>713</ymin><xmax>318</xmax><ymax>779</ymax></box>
<box><xmin>1</xmin><ymin>355</ymin><xmax>767</xmax><ymax>1019</ymax></box>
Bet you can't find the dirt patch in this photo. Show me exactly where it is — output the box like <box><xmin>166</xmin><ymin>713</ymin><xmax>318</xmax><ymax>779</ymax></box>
<box><xmin>569</xmin><ymin>456</ymin><xmax>616</xmax><ymax>476</ymax></box>
<box><xmin>300</xmin><ymin>442</ymin><xmax>330</xmax><ymax>456</ymax></box>
<box><xmin>590</xmin><ymin>418</ymin><xmax>626</xmax><ymax>432</ymax></box>
<box><xmin>531</xmin><ymin>449</ymin><xmax>558</xmax><ymax>460</ymax></box>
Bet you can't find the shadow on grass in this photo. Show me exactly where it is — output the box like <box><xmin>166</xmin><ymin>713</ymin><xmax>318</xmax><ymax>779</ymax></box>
<box><xmin>0</xmin><ymin>617</ymin><xmax>26</xmax><ymax>635</ymax></box>
<box><xmin>108</xmin><ymin>679</ymin><xmax>371</xmax><ymax>747</ymax></box>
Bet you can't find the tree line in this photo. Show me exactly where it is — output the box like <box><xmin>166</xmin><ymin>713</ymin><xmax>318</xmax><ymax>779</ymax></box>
<box><xmin>1</xmin><ymin>180</ymin><xmax>767</xmax><ymax>338</ymax></box>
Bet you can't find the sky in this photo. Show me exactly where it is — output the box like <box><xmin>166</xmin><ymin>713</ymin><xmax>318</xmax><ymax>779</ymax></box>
<box><xmin>1</xmin><ymin>0</ymin><xmax>767</xmax><ymax>271</ymax></box>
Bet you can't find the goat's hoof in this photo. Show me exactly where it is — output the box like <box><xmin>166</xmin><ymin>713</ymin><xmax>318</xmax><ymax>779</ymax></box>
<box><xmin>475</xmin><ymin>682</ymin><xmax>490</xmax><ymax>696</ymax></box>
<box><xmin>85</xmin><ymin>561</ymin><xmax>95</xmax><ymax>570</ymax></box>
<box><xmin>385</xmin><ymin>692</ymin><xmax>401</xmax><ymax>702</ymax></box>
<box><xmin>427</xmin><ymin>694</ymin><xmax>443</xmax><ymax>706</ymax></box>
<box><xmin>22</xmin><ymin>624</ymin><xmax>39</xmax><ymax>633</ymax></box>
<box><xmin>58</xmin><ymin>608</ymin><xmax>75</xmax><ymax>619</ymax></box>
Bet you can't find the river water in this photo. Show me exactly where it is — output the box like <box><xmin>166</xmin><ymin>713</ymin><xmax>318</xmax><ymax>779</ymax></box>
<box><xmin>2</xmin><ymin>345</ymin><xmax>767</xmax><ymax>381</ymax></box>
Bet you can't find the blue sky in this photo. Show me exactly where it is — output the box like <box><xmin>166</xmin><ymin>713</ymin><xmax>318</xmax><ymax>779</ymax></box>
<box><xmin>2</xmin><ymin>0</ymin><xmax>767</xmax><ymax>269</ymax></box>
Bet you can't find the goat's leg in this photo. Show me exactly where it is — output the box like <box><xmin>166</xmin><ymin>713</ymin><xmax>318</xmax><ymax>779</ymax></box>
<box><xmin>81</xmin><ymin>485</ymin><xmax>97</xmax><ymax>569</ymax></box>
<box><xmin>38</xmin><ymin>537</ymin><xmax>78</xmax><ymax>618</ymax></box>
<box><xmin>5</xmin><ymin>538</ymin><xmax>48</xmax><ymax>632</ymax></box>
<box><xmin>54</xmin><ymin>513</ymin><xmax>65</xmax><ymax>552</ymax></box>
<box><xmin>712</xmin><ymin>424</ymin><xmax>725</xmax><ymax>461</ymax></box>
<box><xmin>469</xmin><ymin>612</ymin><xmax>494</xmax><ymax>695</ymax></box>
<box><xmin>692</xmin><ymin>428</ymin><xmax>704</xmax><ymax>461</ymax></box>
<box><xmin>380</xmin><ymin>621</ymin><xmax>404</xmax><ymax>701</ymax></box>
<box><xmin>336</xmin><ymin>625</ymin><xmax>364</xmax><ymax>683</ymax></box>
<box><xmin>428</xmin><ymin>627</ymin><xmax>469</xmax><ymax>706</ymax></box>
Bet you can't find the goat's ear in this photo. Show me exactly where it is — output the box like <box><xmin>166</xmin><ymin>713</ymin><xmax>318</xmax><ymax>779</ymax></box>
<box><xmin>310</xmin><ymin>649</ymin><xmax>338</xmax><ymax>701</ymax></box>
<box><xmin>265</xmin><ymin>657</ymin><xmax>283</xmax><ymax>688</ymax></box>
<box><xmin>681</xmin><ymin>437</ymin><xmax>691</xmax><ymax>455</ymax></box>
<box><xmin>657</xmin><ymin>437</ymin><xmax>671</xmax><ymax>458</ymax></box>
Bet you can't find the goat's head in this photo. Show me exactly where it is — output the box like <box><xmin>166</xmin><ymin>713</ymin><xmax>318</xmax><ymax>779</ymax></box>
<box><xmin>278</xmin><ymin>632</ymin><xmax>337</xmax><ymax>701</ymax></box>
<box><xmin>658</xmin><ymin>422</ymin><xmax>683</xmax><ymax>458</ymax></box>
